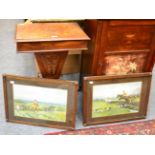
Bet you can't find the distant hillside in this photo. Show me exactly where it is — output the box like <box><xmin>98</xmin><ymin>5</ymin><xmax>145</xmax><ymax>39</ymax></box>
<box><xmin>14</xmin><ymin>99</ymin><xmax>66</xmax><ymax>106</ymax></box>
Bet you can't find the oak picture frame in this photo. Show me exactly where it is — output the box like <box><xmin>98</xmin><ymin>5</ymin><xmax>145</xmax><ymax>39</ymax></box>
<box><xmin>3</xmin><ymin>75</ymin><xmax>78</xmax><ymax>130</ymax></box>
<box><xmin>83</xmin><ymin>73</ymin><xmax>152</xmax><ymax>126</ymax></box>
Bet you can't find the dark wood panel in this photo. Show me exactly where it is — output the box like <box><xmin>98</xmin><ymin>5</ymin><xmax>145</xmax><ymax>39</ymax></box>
<box><xmin>81</xmin><ymin>20</ymin><xmax>99</xmax><ymax>74</ymax></box>
<box><xmin>107</xmin><ymin>26</ymin><xmax>155</xmax><ymax>51</ymax></box>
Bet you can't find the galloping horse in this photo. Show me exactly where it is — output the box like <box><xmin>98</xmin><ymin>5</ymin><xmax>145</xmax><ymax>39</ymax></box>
<box><xmin>117</xmin><ymin>91</ymin><xmax>135</xmax><ymax>108</ymax></box>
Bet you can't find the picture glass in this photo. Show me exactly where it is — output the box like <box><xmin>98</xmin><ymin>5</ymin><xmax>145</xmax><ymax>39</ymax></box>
<box><xmin>12</xmin><ymin>83</ymin><xmax>68</xmax><ymax>122</ymax></box>
<box><xmin>92</xmin><ymin>81</ymin><xmax>142</xmax><ymax>118</ymax></box>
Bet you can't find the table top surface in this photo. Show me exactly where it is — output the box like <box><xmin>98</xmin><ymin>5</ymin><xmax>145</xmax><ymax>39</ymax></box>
<box><xmin>16</xmin><ymin>22</ymin><xmax>90</xmax><ymax>42</ymax></box>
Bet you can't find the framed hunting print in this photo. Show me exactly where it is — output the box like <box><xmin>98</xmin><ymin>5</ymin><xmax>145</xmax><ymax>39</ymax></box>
<box><xmin>3</xmin><ymin>75</ymin><xmax>78</xmax><ymax>130</ymax></box>
<box><xmin>83</xmin><ymin>73</ymin><xmax>152</xmax><ymax>126</ymax></box>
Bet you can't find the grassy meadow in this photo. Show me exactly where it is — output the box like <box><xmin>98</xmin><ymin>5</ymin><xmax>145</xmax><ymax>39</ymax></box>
<box><xmin>92</xmin><ymin>95</ymin><xmax>140</xmax><ymax>118</ymax></box>
<box><xmin>14</xmin><ymin>99</ymin><xmax>67</xmax><ymax>122</ymax></box>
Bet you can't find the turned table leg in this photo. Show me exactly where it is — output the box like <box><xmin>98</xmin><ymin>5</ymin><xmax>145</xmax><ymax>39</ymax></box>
<box><xmin>34</xmin><ymin>51</ymin><xmax>68</xmax><ymax>79</ymax></box>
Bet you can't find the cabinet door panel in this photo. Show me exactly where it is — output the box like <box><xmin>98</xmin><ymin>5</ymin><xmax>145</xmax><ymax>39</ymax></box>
<box><xmin>101</xmin><ymin>52</ymin><xmax>149</xmax><ymax>75</ymax></box>
<box><xmin>106</xmin><ymin>26</ymin><xmax>155</xmax><ymax>51</ymax></box>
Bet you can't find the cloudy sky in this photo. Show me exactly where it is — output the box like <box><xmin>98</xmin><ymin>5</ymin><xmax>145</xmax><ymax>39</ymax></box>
<box><xmin>93</xmin><ymin>81</ymin><xmax>142</xmax><ymax>100</ymax></box>
<box><xmin>13</xmin><ymin>84</ymin><xmax>68</xmax><ymax>105</ymax></box>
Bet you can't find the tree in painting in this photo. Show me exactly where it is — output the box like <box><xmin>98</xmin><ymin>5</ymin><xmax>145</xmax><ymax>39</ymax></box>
<box><xmin>92</xmin><ymin>82</ymin><xmax>142</xmax><ymax>118</ymax></box>
<box><xmin>13</xmin><ymin>84</ymin><xmax>68</xmax><ymax>122</ymax></box>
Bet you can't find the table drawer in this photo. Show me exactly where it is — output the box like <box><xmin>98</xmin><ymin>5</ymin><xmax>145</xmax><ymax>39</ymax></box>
<box><xmin>17</xmin><ymin>40</ymin><xmax>88</xmax><ymax>52</ymax></box>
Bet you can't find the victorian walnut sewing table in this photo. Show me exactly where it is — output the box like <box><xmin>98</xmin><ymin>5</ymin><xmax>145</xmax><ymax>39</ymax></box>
<box><xmin>16</xmin><ymin>22</ymin><xmax>90</xmax><ymax>79</ymax></box>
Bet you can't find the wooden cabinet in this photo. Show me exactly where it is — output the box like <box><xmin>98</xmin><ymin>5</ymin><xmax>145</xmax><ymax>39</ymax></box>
<box><xmin>82</xmin><ymin>20</ymin><xmax>155</xmax><ymax>76</ymax></box>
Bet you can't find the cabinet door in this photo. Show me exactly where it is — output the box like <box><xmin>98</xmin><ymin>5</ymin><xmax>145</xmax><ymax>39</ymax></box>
<box><xmin>106</xmin><ymin>26</ymin><xmax>155</xmax><ymax>52</ymax></box>
<box><xmin>103</xmin><ymin>52</ymin><xmax>149</xmax><ymax>75</ymax></box>
<box><xmin>83</xmin><ymin>20</ymin><xmax>155</xmax><ymax>76</ymax></box>
<box><xmin>96</xmin><ymin>21</ymin><xmax>155</xmax><ymax>75</ymax></box>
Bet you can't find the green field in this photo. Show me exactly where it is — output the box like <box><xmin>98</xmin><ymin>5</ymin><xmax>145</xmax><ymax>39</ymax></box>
<box><xmin>14</xmin><ymin>100</ymin><xmax>66</xmax><ymax>122</ymax></box>
<box><xmin>92</xmin><ymin>99</ymin><xmax>139</xmax><ymax>118</ymax></box>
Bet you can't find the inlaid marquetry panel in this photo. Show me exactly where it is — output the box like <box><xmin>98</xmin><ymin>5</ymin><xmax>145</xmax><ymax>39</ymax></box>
<box><xmin>35</xmin><ymin>52</ymin><xmax>68</xmax><ymax>78</ymax></box>
<box><xmin>104</xmin><ymin>53</ymin><xmax>148</xmax><ymax>75</ymax></box>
